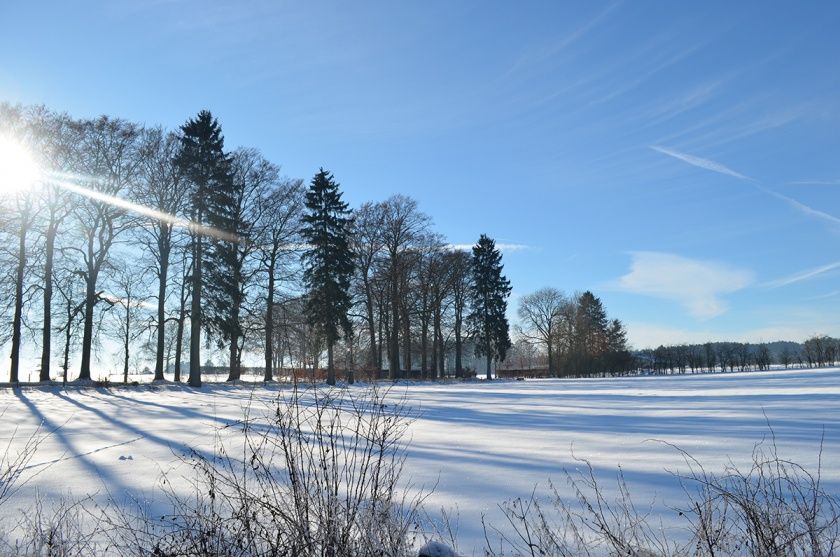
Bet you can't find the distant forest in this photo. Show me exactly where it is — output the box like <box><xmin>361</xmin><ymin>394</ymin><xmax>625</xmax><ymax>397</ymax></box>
<box><xmin>501</xmin><ymin>336</ymin><xmax>839</xmax><ymax>377</ymax></box>
<box><xmin>633</xmin><ymin>336</ymin><xmax>840</xmax><ymax>375</ymax></box>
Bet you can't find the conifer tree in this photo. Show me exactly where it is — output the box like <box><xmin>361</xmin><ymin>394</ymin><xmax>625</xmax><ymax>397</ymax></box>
<box><xmin>301</xmin><ymin>168</ymin><xmax>354</xmax><ymax>385</ymax></box>
<box><xmin>176</xmin><ymin>110</ymin><xmax>233</xmax><ymax>387</ymax></box>
<box><xmin>468</xmin><ymin>234</ymin><xmax>512</xmax><ymax>380</ymax></box>
<box><xmin>575</xmin><ymin>290</ymin><xmax>608</xmax><ymax>373</ymax></box>
<box><xmin>204</xmin><ymin>150</ymin><xmax>246</xmax><ymax>382</ymax></box>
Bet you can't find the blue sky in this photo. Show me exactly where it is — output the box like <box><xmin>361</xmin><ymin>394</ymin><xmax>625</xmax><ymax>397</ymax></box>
<box><xmin>2</xmin><ymin>1</ymin><xmax>839</xmax><ymax>348</ymax></box>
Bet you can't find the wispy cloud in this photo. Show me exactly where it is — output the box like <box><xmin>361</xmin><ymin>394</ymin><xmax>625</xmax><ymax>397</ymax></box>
<box><xmin>764</xmin><ymin>261</ymin><xmax>840</xmax><ymax>289</ymax></box>
<box><xmin>656</xmin><ymin>97</ymin><xmax>817</xmax><ymax>152</ymax></box>
<box><xmin>632</xmin><ymin>77</ymin><xmax>730</xmax><ymax>130</ymax></box>
<box><xmin>589</xmin><ymin>41</ymin><xmax>706</xmax><ymax>106</ymax></box>
<box><xmin>649</xmin><ymin>145</ymin><xmax>753</xmax><ymax>181</ymax></box>
<box><xmin>804</xmin><ymin>290</ymin><xmax>840</xmax><ymax>302</ymax></box>
<box><xmin>789</xmin><ymin>179</ymin><xmax>840</xmax><ymax>186</ymax></box>
<box><xmin>614</xmin><ymin>251</ymin><xmax>754</xmax><ymax>319</ymax></box>
<box><xmin>504</xmin><ymin>1</ymin><xmax>621</xmax><ymax>78</ymax></box>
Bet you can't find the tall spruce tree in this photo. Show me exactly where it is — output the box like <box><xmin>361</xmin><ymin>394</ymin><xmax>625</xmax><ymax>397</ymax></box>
<box><xmin>204</xmin><ymin>152</ymin><xmax>243</xmax><ymax>383</ymax></box>
<box><xmin>301</xmin><ymin>168</ymin><xmax>354</xmax><ymax>385</ymax></box>
<box><xmin>469</xmin><ymin>234</ymin><xmax>512</xmax><ymax>380</ymax></box>
<box><xmin>176</xmin><ymin>110</ymin><xmax>233</xmax><ymax>387</ymax></box>
<box><xmin>575</xmin><ymin>290</ymin><xmax>610</xmax><ymax>374</ymax></box>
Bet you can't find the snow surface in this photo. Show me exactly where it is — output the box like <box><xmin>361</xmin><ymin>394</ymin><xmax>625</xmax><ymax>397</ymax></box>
<box><xmin>1</xmin><ymin>366</ymin><xmax>839</xmax><ymax>555</ymax></box>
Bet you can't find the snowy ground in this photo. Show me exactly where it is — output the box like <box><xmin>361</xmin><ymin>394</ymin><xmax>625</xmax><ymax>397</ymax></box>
<box><xmin>1</xmin><ymin>367</ymin><xmax>839</xmax><ymax>554</ymax></box>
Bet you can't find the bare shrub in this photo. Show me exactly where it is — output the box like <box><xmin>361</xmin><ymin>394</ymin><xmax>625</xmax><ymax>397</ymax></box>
<box><xmin>0</xmin><ymin>413</ymin><xmax>45</xmax><ymax>505</ymax></box>
<box><xmin>0</xmin><ymin>412</ymin><xmax>100</xmax><ymax>556</ymax></box>
<box><xmin>105</xmin><ymin>384</ymin><xmax>430</xmax><ymax>556</ymax></box>
<box><xmin>486</xmin><ymin>436</ymin><xmax>840</xmax><ymax>557</ymax></box>
<box><xmin>672</xmin><ymin>431</ymin><xmax>840</xmax><ymax>557</ymax></box>
<box><xmin>0</xmin><ymin>493</ymin><xmax>101</xmax><ymax>556</ymax></box>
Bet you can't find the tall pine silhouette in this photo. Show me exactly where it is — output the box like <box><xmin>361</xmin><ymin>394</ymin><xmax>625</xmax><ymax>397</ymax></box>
<box><xmin>176</xmin><ymin>110</ymin><xmax>234</xmax><ymax>387</ymax></box>
<box><xmin>469</xmin><ymin>234</ymin><xmax>512</xmax><ymax>380</ymax></box>
<box><xmin>301</xmin><ymin>169</ymin><xmax>354</xmax><ymax>385</ymax></box>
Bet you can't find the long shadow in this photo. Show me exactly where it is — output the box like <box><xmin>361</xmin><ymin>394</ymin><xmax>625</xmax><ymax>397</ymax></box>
<box><xmin>87</xmin><ymin>388</ymin><xmax>237</xmax><ymax>426</ymax></box>
<box><xmin>413</xmin><ymin>392</ymin><xmax>840</xmax><ymax>420</ymax></box>
<box><xmin>413</xmin><ymin>396</ymin><xmax>840</xmax><ymax>442</ymax></box>
<box><xmin>13</xmin><ymin>389</ymin><xmax>135</xmax><ymax>497</ymax></box>
<box><xmin>409</xmin><ymin>369</ymin><xmax>840</xmax><ymax>399</ymax></box>
<box><xmin>52</xmin><ymin>390</ymin><xmax>219</xmax><ymax>464</ymax></box>
<box><xmin>409</xmin><ymin>385</ymin><xmax>840</xmax><ymax>405</ymax></box>
<box><xmin>93</xmin><ymin>387</ymin><xmax>297</xmax><ymax>439</ymax></box>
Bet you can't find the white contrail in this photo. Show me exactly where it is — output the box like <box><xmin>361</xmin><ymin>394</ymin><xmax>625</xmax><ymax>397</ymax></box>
<box><xmin>759</xmin><ymin>187</ymin><xmax>840</xmax><ymax>227</ymax></box>
<box><xmin>764</xmin><ymin>260</ymin><xmax>840</xmax><ymax>289</ymax></box>
<box><xmin>651</xmin><ymin>145</ymin><xmax>840</xmax><ymax>228</ymax></box>
<box><xmin>650</xmin><ymin>145</ymin><xmax>753</xmax><ymax>181</ymax></box>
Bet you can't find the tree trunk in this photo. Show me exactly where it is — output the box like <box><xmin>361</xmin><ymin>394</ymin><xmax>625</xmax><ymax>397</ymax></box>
<box><xmin>433</xmin><ymin>305</ymin><xmax>443</xmax><ymax>380</ymax></box>
<box><xmin>421</xmin><ymin>315</ymin><xmax>429</xmax><ymax>377</ymax></box>
<box><xmin>9</xmin><ymin>219</ymin><xmax>27</xmax><ymax>384</ymax></box>
<box><xmin>174</xmin><ymin>267</ymin><xmax>187</xmax><ymax>383</ymax></box>
<box><xmin>228</xmin><ymin>338</ymin><xmax>238</xmax><ymax>382</ymax></box>
<box><xmin>364</xmin><ymin>278</ymin><xmax>377</xmax><ymax>371</ymax></box>
<box><xmin>153</xmin><ymin>240</ymin><xmax>170</xmax><ymax>381</ymax></box>
<box><xmin>226</xmin><ymin>291</ymin><xmax>241</xmax><ymax>382</ymax></box>
<box><xmin>62</xmin><ymin>307</ymin><xmax>71</xmax><ymax>385</ymax></box>
<box><xmin>389</xmin><ymin>273</ymin><xmax>400</xmax><ymax>380</ymax></box>
<box><xmin>485</xmin><ymin>319</ymin><xmax>492</xmax><ymax>381</ymax></box>
<box><xmin>454</xmin><ymin>314</ymin><xmax>463</xmax><ymax>378</ymax></box>
<box><xmin>377</xmin><ymin>303</ymin><xmax>384</xmax><ymax>376</ymax></box>
<box><xmin>78</xmin><ymin>274</ymin><xmax>97</xmax><ymax>382</ymax></box>
<box><xmin>188</xmin><ymin>236</ymin><xmax>202</xmax><ymax>387</ymax></box>
<box><xmin>401</xmin><ymin>302</ymin><xmax>411</xmax><ymax>373</ymax></box>
<box><xmin>264</xmin><ymin>256</ymin><xmax>275</xmax><ymax>382</ymax></box>
<box><xmin>547</xmin><ymin>344</ymin><xmax>554</xmax><ymax>377</ymax></box>
<box><xmin>326</xmin><ymin>342</ymin><xmax>336</xmax><ymax>385</ymax></box>
<box><xmin>123</xmin><ymin>305</ymin><xmax>131</xmax><ymax>384</ymax></box>
<box><xmin>437</xmin><ymin>327</ymin><xmax>445</xmax><ymax>377</ymax></box>
<box><xmin>429</xmin><ymin>331</ymin><xmax>436</xmax><ymax>380</ymax></box>
<box><xmin>40</xmin><ymin>220</ymin><xmax>57</xmax><ymax>382</ymax></box>
<box><xmin>346</xmin><ymin>339</ymin><xmax>355</xmax><ymax>384</ymax></box>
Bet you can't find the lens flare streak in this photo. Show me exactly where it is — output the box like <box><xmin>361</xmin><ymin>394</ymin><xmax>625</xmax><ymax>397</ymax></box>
<box><xmin>45</xmin><ymin>173</ymin><xmax>240</xmax><ymax>243</ymax></box>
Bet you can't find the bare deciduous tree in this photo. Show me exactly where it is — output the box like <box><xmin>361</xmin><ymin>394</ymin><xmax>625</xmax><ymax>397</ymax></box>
<box><xmin>133</xmin><ymin>127</ymin><xmax>187</xmax><ymax>381</ymax></box>
<box><xmin>70</xmin><ymin>116</ymin><xmax>141</xmax><ymax>382</ymax></box>
<box><xmin>517</xmin><ymin>287</ymin><xmax>567</xmax><ymax>377</ymax></box>
<box><xmin>379</xmin><ymin>195</ymin><xmax>431</xmax><ymax>380</ymax></box>
<box><xmin>255</xmin><ymin>175</ymin><xmax>304</xmax><ymax>381</ymax></box>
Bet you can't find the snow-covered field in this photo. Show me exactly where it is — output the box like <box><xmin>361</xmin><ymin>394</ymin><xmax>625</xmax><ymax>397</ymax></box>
<box><xmin>1</xmin><ymin>367</ymin><xmax>839</xmax><ymax>554</ymax></box>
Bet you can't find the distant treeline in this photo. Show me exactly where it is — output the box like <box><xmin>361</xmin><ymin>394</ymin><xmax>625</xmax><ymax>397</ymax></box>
<box><xmin>495</xmin><ymin>333</ymin><xmax>839</xmax><ymax>378</ymax></box>
<box><xmin>634</xmin><ymin>336</ymin><xmax>839</xmax><ymax>374</ymax></box>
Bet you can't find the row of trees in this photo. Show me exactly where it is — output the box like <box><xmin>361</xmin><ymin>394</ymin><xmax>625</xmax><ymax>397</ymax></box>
<box><xmin>0</xmin><ymin>104</ymin><xmax>515</xmax><ymax>385</ymax></box>
<box><xmin>635</xmin><ymin>337</ymin><xmax>838</xmax><ymax>375</ymax></box>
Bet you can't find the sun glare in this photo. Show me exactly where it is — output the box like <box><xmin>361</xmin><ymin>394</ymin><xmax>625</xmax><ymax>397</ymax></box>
<box><xmin>0</xmin><ymin>136</ymin><xmax>40</xmax><ymax>194</ymax></box>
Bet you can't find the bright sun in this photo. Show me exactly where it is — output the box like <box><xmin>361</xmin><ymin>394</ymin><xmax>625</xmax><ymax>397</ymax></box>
<box><xmin>0</xmin><ymin>136</ymin><xmax>40</xmax><ymax>194</ymax></box>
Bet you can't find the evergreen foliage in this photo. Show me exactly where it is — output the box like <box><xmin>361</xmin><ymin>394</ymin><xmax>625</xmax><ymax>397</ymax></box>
<box><xmin>301</xmin><ymin>168</ymin><xmax>354</xmax><ymax>385</ymax></box>
<box><xmin>176</xmin><ymin>110</ymin><xmax>234</xmax><ymax>386</ymax></box>
<box><xmin>468</xmin><ymin>234</ymin><xmax>512</xmax><ymax>380</ymax></box>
